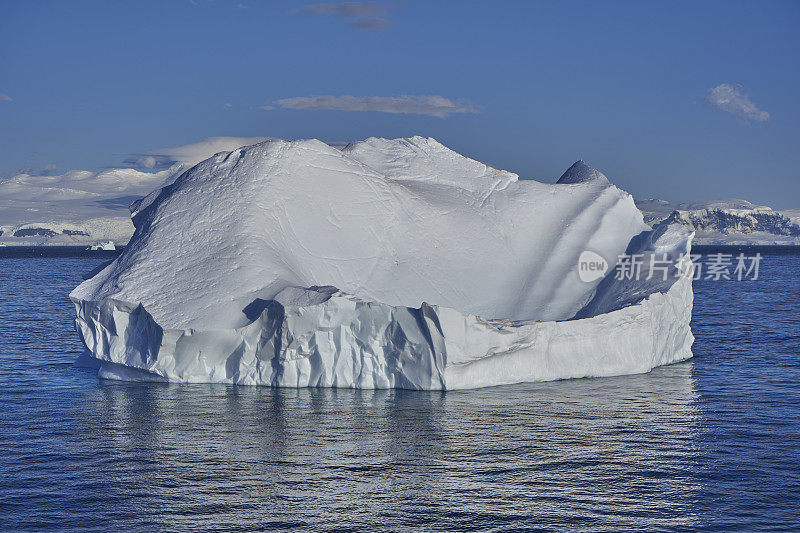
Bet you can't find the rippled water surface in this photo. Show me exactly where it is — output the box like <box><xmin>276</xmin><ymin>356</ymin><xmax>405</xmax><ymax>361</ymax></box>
<box><xmin>0</xmin><ymin>247</ymin><xmax>798</xmax><ymax>531</ymax></box>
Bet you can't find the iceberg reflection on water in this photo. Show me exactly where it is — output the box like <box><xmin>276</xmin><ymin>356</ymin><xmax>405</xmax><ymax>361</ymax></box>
<box><xmin>71</xmin><ymin>363</ymin><xmax>700</xmax><ymax>530</ymax></box>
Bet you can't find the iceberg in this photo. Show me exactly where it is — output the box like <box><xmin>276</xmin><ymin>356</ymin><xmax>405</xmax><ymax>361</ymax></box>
<box><xmin>70</xmin><ymin>137</ymin><xmax>694</xmax><ymax>389</ymax></box>
<box><xmin>87</xmin><ymin>240</ymin><xmax>117</xmax><ymax>251</ymax></box>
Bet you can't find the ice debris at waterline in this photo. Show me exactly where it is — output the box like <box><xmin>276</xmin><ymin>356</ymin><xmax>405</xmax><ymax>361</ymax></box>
<box><xmin>70</xmin><ymin>137</ymin><xmax>694</xmax><ymax>389</ymax></box>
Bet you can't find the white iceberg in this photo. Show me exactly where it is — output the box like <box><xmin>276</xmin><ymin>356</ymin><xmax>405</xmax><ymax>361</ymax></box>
<box><xmin>70</xmin><ymin>137</ymin><xmax>694</xmax><ymax>389</ymax></box>
<box><xmin>87</xmin><ymin>240</ymin><xmax>116</xmax><ymax>251</ymax></box>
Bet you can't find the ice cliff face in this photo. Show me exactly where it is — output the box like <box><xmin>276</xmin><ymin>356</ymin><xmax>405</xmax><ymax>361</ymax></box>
<box><xmin>71</xmin><ymin>137</ymin><xmax>694</xmax><ymax>389</ymax></box>
<box><xmin>637</xmin><ymin>198</ymin><xmax>800</xmax><ymax>245</ymax></box>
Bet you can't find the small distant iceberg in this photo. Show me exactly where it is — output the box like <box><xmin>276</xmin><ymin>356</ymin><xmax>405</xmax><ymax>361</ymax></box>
<box><xmin>71</xmin><ymin>137</ymin><xmax>694</xmax><ymax>389</ymax></box>
<box><xmin>87</xmin><ymin>241</ymin><xmax>116</xmax><ymax>251</ymax></box>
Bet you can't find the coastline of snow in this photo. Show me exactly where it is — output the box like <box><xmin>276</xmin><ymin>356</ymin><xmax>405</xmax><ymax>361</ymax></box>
<box><xmin>636</xmin><ymin>199</ymin><xmax>800</xmax><ymax>245</ymax></box>
<box><xmin>0</xmin><ymin>217</ymin><xmax>135</xmax><ymax>246</ymax></box>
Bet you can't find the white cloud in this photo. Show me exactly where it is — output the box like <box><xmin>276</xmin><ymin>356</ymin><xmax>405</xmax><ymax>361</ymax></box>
<box><xmin>0</xmin><ymin>94</ymin><xmax>12</xmax><ymax>102</ymax></box>
<box><xmin>130</xmin><ymin>136</ymin><xmax>270</xmax><ymax>168</ymax></box>
<box><xmin>137</xmin><ymin>156</ymin><xmax>158</xmax><ymax>169</ymax></box>
<box><xmin>0</xmin><ymin>167</ymin><xmax>172</xmax><ymax>205</ymax></box>
<box><xmin>266</xmin><ymin>95</ymin><xmax>479</xmax><ymax>118</ymax></box>
<box><xmin>0</xmin><ymin>137</ymin><xmax>272</xmax><ymax>226</ymax></box>
<box><xmin>705</xmin><ymin>83</ymin><xmax>770</xmax><ymax>124</ymax></box>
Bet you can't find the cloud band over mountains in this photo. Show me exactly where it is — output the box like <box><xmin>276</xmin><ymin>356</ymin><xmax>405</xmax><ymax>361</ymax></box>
<box><xmin>264</xmin><ymin>95</ymin><xmax>479</xmax><ymax>118</ymax></box>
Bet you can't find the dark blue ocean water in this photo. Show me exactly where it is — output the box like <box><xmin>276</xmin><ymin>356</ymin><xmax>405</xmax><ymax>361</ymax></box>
<box><xmin>0</xmin><ymin>246</ymin><xmax>798</xmax><ymax>532</ymax></box>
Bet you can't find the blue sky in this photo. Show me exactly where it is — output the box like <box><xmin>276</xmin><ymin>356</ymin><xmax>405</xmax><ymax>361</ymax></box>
<box><xmin>1</xmin><ymin>0</ymin><xmax>798</xmax><ymax>207</ymax></box>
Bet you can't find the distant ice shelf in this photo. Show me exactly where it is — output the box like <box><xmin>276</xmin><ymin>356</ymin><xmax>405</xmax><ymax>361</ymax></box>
<box><xmin>636</xmin><ymin>198</ymin><xmax>800</xmax><ymax>245</ymax></box>
<box><xmin>71</xmin><ymin>137</ymin><xmax>695</xmax><ymax>389</ymax></box>
<box><xmin>0</xmin><ymin>217</ymin><xmax>135</xmax><ymax>247</ymax></box>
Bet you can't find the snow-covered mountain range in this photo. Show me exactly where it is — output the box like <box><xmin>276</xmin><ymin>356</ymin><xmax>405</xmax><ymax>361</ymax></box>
<box><xmin>0</xmin><ymin>137</ymin><xmax>266</xmax><ymax>246</ymax></box>
<box><xmin>636</xmin><ymin>198</ymin><xmax>800</xmax><ymax>245</ymax></box>
<box><xmin>1</xmin><ymin>140</ymin><xmax>797</xmax><ymax>246</ymax></box>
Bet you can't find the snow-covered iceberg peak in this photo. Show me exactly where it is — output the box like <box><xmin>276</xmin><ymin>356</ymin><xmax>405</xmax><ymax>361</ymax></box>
<box><xmin>557</xmin><ymin>160</ymin><xmax>610</xmax><ymax>184</ymax></box>
<box><xmin>342</xmin><ymin>136</ymin><xmax>518</xmax><ymax>197</ymax></box>
<box><xmin>71</xmin><ymin>137</ymin><xmax>694</xmax><ymax>389</ymax></box>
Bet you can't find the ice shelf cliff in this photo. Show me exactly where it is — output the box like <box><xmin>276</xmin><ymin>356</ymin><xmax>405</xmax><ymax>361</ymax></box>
<box><xmin>71</xmin><ymin>137</ymin><xmax>695</xmax><ymax>389</ymax></box>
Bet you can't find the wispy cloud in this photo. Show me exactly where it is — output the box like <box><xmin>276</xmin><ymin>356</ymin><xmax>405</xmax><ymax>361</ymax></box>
<box><xmin>265</xmin><ymin>95</ymin><xmax>479</xmax><ymax>118</ymax></box>
<box><xmin>292</xmin><ymin>1</ymin><xmax>399</xmax><ymax>30</ymax></box>
<box><xmin>0</xmin><ymin>94</ymin><xmax>12</xmax><ymax>102</ymax></box>
<box><xmin>705</xmin><ymin>83</ymin><xmax>770</xmax><ymax>124</ymax></box>
<box><xmin>126</xmin><ymin>136</ymin><xmax>270</xmax><ymax>169</ymax></box>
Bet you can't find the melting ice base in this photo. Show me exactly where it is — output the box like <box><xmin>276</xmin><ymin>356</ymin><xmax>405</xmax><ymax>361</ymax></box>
<box><xmin>70</xmin><ymin>137</ymin><xmax>694</xmax><ymax>389</ymax></box>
